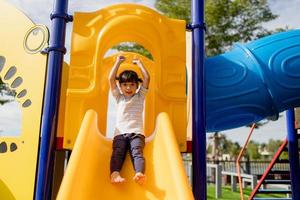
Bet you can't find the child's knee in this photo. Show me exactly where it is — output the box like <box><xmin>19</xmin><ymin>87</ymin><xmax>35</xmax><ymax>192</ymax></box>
<box><xmin>112</xmin><ymin>147</ymin><xmax>126</xmax><ymax>158</ymax></box>
<box><xmin>131</xmin><ymin>146</ymin><xmax>144</xmax><ymax>158</ymax></box>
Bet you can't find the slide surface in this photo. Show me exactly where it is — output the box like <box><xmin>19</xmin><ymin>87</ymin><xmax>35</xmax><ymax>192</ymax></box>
<box><xmin>57</xmin><ymin>110</ymin><xmax>193</xmax><ymax>200</ymax></box>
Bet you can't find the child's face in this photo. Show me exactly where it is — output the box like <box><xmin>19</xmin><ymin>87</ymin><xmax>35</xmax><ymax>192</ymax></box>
<box><xmin>120</xmin><ymin>82</ymin><xmax>138</xmax><ymax>97</ymax></box>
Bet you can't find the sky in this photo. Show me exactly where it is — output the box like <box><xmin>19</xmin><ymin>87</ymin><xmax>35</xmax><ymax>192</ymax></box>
<box><xmin>1</xmin><ymin>0</ymin><xmax>300</xmax><ymax>144</ymax></box>
<box><xmin>0</xmin><ymin>101</ymin><xmax>21</xmax><ymax>136</ymax></box>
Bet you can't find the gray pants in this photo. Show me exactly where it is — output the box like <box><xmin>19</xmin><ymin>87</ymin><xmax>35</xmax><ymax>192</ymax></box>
<box><xmin>110</xmin><ymin>133</ymin><xmax>145</xmax><ymax>174</ymax></box>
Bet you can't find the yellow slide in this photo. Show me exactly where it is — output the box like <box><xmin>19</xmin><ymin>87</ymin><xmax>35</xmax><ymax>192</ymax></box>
<box><xmin>57</xmin><ymin>4</ymin><xmax>192</xmax><ymax>199</ymax></box>
<box><xmin>57</xmin><ymin>110</ymin><xmax>193</xmax><ymax>200</ymax></box>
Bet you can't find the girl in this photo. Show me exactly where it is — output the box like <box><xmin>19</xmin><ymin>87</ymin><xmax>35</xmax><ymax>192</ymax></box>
<box><xmin>109</xmin><ymin>54</ymin><xmax>150</xmax><ymax>185</ymax></box>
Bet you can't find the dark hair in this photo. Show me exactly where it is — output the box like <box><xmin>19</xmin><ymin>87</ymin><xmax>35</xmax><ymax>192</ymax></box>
<box><xmin>116</xmin><ymin>70</ymin><xmax>142</xmax><ymax>84</ymax></box>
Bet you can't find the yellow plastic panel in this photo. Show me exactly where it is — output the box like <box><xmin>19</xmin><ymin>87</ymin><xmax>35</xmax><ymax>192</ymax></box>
<box><xmin>57</xmin><ymin>110</ymin><xmax>193</xmax><ymax>200</ymax></box>
<box><xmin>63</xmin><ymin>4</ymin><xmax>187</xmax><ymax>151</ymax></box>
<box><xmin>0</xmin><ymin>1</ymin><xmax>48</xmax><ymax>199</ymax></box>
<box><xmin>295</xmin><ymin>108</ymin><xmax>300</xmax><ymax>129</ymax></box>
<box><xmin>186</xmin><ymin>31</ymin><xmax>193</xmax><ymax>140</ymax></box>
<box><xmin>57</xmin><ymin>62</ymin><xmax>69</xmax><ymax>139</ymax></box>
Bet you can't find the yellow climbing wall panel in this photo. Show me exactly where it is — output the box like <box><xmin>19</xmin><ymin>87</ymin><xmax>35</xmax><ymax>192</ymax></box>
<box><xmin>62</xmin><ymin>4</ymin><xmax>187</xmax><ymax>151</ymax></box>
<box><xmin>0</xmin><ymin>1</ymin><xmax>48</xmax><ymax>199</ymax></box>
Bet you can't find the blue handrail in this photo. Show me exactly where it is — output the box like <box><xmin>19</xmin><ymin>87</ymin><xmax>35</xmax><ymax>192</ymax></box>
<box><xmin>286</xmin><ymin>109</ymin><xmax>300</xmax><ymax>200</ymax></box>
<box><xmin>35</xmin><ymin>0</ymin><xmax>70</xmax><ymax>199</ymax></box>
<box><xmin>191</xmin><ymin>0</ymin><xmax>206</xmax><ymax>199</ymax></box>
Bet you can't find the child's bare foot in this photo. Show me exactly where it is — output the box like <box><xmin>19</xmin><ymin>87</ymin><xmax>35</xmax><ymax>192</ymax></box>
<box><xmin>111</xmin><ymin>171</ymin><xmax>125</xmax><ymax>183</ymax></box>
<box><xmin>133</xmin><ymin>172</ymin><xmax>146</xmax><ymax>185</ymax></box>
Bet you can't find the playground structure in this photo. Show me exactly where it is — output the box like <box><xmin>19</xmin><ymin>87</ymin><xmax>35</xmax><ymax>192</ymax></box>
<box><xmin>0</xmin><ymin>0</ymin><xmax>300</xmax><ymax>199</ymax></box>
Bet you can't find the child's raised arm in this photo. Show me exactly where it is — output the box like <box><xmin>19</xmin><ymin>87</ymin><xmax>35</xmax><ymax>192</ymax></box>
<box><xmin>109</xmin><ymin>55</ymin><xmax>125</xmax><ymax>91</ymax></box>
<box><xmin>133</xmin><ymin>59</ymin><xmax>150</xmax><ymax>89</ymax></box>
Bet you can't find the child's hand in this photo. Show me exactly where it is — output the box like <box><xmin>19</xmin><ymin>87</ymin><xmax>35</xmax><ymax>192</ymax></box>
<box><xmin>116</xmin><ymin>55</ymin><xmax>126</xmax><ymax>64</ymax></box>
<box><xmin>132</xmin><ymin>59</ymin><xmax>142</xmax><ymax>66</ymax></box>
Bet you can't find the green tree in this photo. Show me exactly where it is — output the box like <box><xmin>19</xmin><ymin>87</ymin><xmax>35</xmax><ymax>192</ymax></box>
<box><xmin>112</xmin><ymin>42</ymin><xmax>153</xmax><ymax>60</ymax></box>
<box><xmin>0</xmin><ymin>77</ymin><xmax>5</xmax><ymax>88</ymax></box>
<box><xmin>279</xmin><ymin>151</ymin><xmax>289</xmax><ymax>160</ymax></box>
<box><xmin>229</xmin><ymin>141</ymin><xmax>241</xmax><ymax>159</ymax></box>
<box><xmin>0</xmin><ymin>77</ymin><xmax>5</xmax><ymax>93</ymax></box>
<box><xmin>155</xmin><ymin>0</ymin><xmax>284</xmax><ymax>56</ymax></box>
<box><xmin>266</xmin><ymin>139</ymin><xmax>289</xmax><ymax>160</ymax></box>
<box><xmin>155</xmin><ymin>0</ymin><xmax>190</xmax><ymax>22</ymax></box>
<box><xmin>0</xmin><ymin>77</ymin><xmax>15</xmax><ymax>105</ymax></box>
<box><xmin>267</xmin><ymin>139</ymin><xmax>282</xmax><ymax>153</ymax></box>
<box><xmin>245</xmin><ymin>141</ymin><xmax>261</xmax><ymax>160</ymax></box>
<box><xmin>216</xmin><ymin>134</ymin><xmax>240</xmax><ymax>159</ymax></box>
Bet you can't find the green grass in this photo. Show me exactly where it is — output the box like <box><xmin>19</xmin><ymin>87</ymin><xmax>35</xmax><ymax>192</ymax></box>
<box><xmin>207</xmin><ymin>185</ymin><xmax>287</xmax><ymax>200</ymax></box>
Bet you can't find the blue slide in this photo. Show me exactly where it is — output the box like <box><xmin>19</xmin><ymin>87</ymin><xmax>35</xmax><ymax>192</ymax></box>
<box><xmin>206</xmin><ymin>30</ymin><xmax>300</xmax><ymax>132</ymax></box>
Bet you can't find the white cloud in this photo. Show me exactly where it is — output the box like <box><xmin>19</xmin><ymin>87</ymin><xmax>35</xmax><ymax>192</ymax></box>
<box><xmin>7</xmin><ymin>0</ymin><xmax>53</xmax><ymax>27</ymax></box>
<box><xmin>216</xmin><ymin>113</ymin><xmax>287</xmax><ymax>145</ymax></box>
<box><xmin>70</xmin><ymin>0</ymin><xmax>155</xmax><ymax>12</ymax></box>
<box><xmin>7</xmin><ymin>0</ymin><xmax>156</xmax><ymax>28</ymax></box>
<box><xmin>0</xmin><ymin>101</ymin><xmax>21</xmax><ymax>136</ymax></box>
<box><xmin>266</xmin><ymin>0</ymin><xmax>300</xmax><ymax>29</ymax></box>
<box><xmin>106</xmin><ymin>92</ymin><xmax>117</xmax><ymax>138</ymax></box>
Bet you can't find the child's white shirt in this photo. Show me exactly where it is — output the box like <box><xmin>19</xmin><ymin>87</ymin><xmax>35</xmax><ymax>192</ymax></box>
<box><xmin>112</xmin><ymin>86</ymin><xmax>148</xmax><ymax>136</ymax></box>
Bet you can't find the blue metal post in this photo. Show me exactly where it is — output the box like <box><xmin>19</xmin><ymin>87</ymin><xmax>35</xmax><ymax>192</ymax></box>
<box><xmin>286</xmin><ymin>109</ymin><xmax>300</xmax><ymax>199</ymax></box>
<box><xmin>35</xmin><ymin>0</ymin><xmax>71</xmax><ymax>199</ymax></box>
<box><xmin>191</xmin><ymin>0</ymin><xmax>206</xmax><ymax>199</ymax></box>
